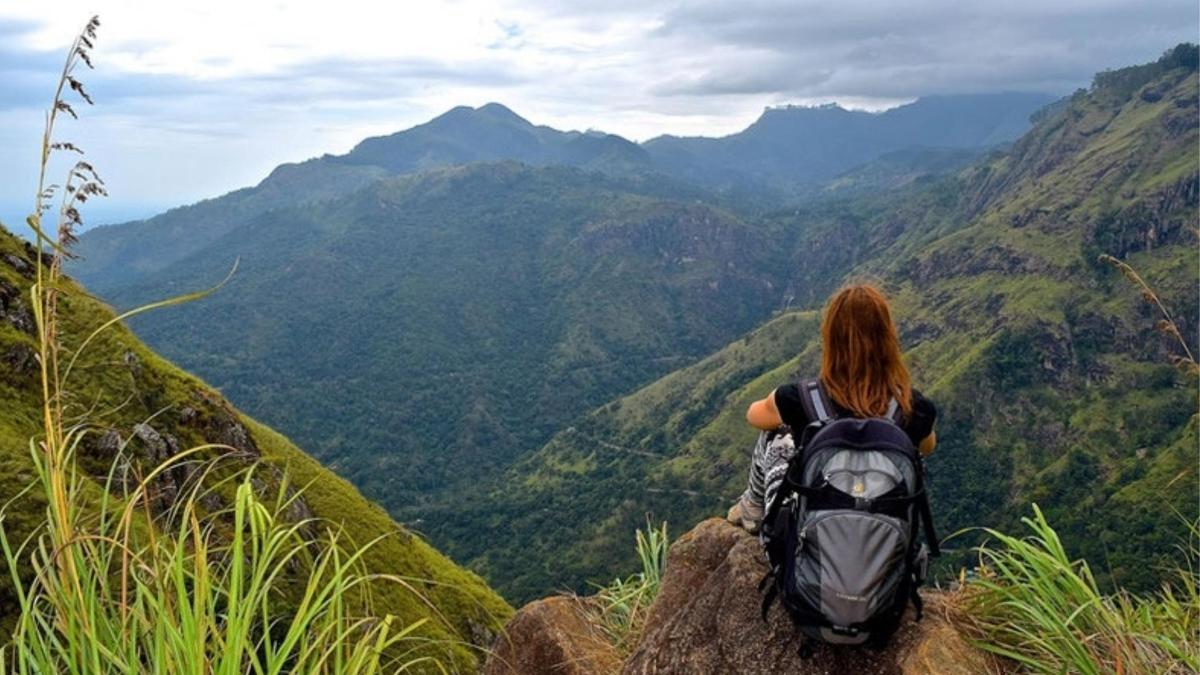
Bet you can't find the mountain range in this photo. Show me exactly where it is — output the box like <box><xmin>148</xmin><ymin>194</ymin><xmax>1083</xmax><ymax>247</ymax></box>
<box><xmin>73</xmin><ymin>92</ymin><xmax>1050</xmax><ymax>293</ymax></box>
<box><xmin>84</xmin><ymin>164</ymin><xmax>786</xmax><ymax>516</ymax></box>
<box><xmin>62</xmin><ymin>45</ymin><xmax>1199</xmax><ymax>610</ymax></box>
<box><xmin>458</xmin><ymin>47</ymin><xmax>1199</xmax><ymax>600</ymax></box>
<box><xmin>642</xmin><ymin>92</ymin><xmax>1053</xmax><ymax>191</ymax></box>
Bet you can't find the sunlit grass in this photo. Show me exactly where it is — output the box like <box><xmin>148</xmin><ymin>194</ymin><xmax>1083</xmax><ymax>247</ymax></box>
<box><xmin>956</xmin><ymin>504</ymin><xmax>1200</xmax><ymax>674</ymax></box>
<box><xmin>589</xmin><ymin>521</ymin><xmax>668</xmax><ymax>657</ymax></box>
<box><xmin>1</xmin><ymin>451</ymin><xmax>435</xmax><ymax>673</ymax></box>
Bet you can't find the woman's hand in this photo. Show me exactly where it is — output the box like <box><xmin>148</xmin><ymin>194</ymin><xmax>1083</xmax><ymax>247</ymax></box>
<box><xmin>746</xmin><ymin>390</ymin><xmax>784</xmax><ymax>430</ymax></box>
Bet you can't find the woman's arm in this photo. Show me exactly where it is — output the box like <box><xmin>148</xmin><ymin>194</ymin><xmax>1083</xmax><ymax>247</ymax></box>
<box><xmin>746</xmin><ymin>390</ymin><xmax>784</xmax><ymax>430</ymax></box>
<box><xmin>911</xmin><ymin>393</ymin><xmax>938</xmax><ymax>456</ymax></box>
<box><xmin>918</xmin><ymin>430</ymin><xmax>937</xmax><ymax>456</ymax></box>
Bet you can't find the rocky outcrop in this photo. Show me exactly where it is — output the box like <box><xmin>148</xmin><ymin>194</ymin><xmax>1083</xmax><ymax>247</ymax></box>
<box><xmin>624</xmin><ymin>519</ymin><xmax>995</xmax><ymax>674</ymax></box>
<box><xmin>76</xmin><ymin>388</ymin><xmax>314</xmax><ymax>527</ymax></box>
<box><xmin>485</xmin><ymin>595</ymin><xmax>621</xmax><ymax>675</ymax></box>
<box><xmin>0</xmin><ymin>278</ymin><xmax>35</xmax><ymax>334</ymax></box>
<box><xmin>0</xmin><ymin>343</ymin><xmax>37</xmax><ymax>381</ymax></box>
<box><xmin>2</xmin><ymin>252</ymin><xmax>33</xmax><ymax>278</ymax></box>
<box><xmin>487</xmin><ymin>518</ymin><xmax>999</xmax><ymax>675</ymax></box>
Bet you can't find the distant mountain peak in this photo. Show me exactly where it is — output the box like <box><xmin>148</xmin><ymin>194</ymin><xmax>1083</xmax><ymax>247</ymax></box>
<box><xmin>476</xmin><ymin>101</ymin><xmax>529</xmax><ymax>124</ymax></box>
<box><xmin>425</xmin><ymin>102</ymin><xmax>532</xmax><ymax>129</ymax></box>
<box><xmin>762</xmin><ymin>101</ymin><xmax>852</xmax><ymax>114</ymax></box>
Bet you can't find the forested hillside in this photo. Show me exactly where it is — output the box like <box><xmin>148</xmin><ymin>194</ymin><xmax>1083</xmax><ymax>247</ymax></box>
<box><xmin>0</xmin><ymin>224</ymin><xmax>511</xmax><ymax>669</ymax></box>
<box><xmin>81</xmin><ymin>165</ymin><xmax>788</xmax><ymax>518</ymax></box>
<box><xmin>65</xmin><ymin>46</ymin><xmax>1196</xmax><ymax>608</ymax></box>
<box><xmin>456</xmin><ymin>45</ymin><xmax>1199</xmax><ymax>602</ymax></box>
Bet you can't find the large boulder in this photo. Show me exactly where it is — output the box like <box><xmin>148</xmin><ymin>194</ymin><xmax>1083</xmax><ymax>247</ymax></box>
<box><xmin>623</xmin><ymin>518</ymin><xmax>998</xmax><ymax>674</ymax></box>
<box><xmin>485</xmin><ymin>595</ymin><xmax>622</xmax><ymax>675</ymax></box>
<box><xmin>485</xmin><ymin>518</ymin><xmax>999</xmax><ymax>674</ymax></box>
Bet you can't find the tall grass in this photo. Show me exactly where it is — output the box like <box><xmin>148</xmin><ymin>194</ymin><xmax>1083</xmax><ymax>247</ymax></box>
<box><xmin>1098</xmin><ymin>253</ymin><xmax>1198</xmax><ymax>377</ymax></box>
<box><xmin>0</xmin><ymin>17</ymin><xmax>439</xmax><ymax>673</ymax></box>
<box><xmin>590</xmin><ymin>521</ymin><xmax>668</xmax><ymax>657</ymax></box>
<box><xmin>957</xmin><ymin>505</ymin><xmax>1199</xmax><ymax>674</ymax></box>
<box><xmin>1</xmin><ymin>457</ymin><xmax>434</xmax><ymax>673</ymax></box>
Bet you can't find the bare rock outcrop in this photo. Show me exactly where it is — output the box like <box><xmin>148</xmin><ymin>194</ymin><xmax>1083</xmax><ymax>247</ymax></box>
<box><xmin>487</xmin><ymin>518</ymin><xmax>999</xmax><ymax>675</ymax></box>
<box><xmin>485</xmin><ymin>595</ymin><xmax>622</xmax><ymax>675</ymax></box>
<box><xmin>624</xmin><ymin>518</ymin><xmax>995</xmax><ymax>674</ymax></box>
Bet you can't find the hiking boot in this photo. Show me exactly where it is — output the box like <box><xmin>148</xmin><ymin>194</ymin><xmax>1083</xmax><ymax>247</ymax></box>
<box><xmin>726</xmin><ymin>492</ymin><xmax>764</xmax><ymax>534</ymax></box>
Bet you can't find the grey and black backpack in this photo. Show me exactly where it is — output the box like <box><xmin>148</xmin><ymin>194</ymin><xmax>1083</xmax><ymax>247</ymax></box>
<box><xmin>758</xmin><ymin>379</ymin><xmax>939</xmax><ymax>653</ymax></box>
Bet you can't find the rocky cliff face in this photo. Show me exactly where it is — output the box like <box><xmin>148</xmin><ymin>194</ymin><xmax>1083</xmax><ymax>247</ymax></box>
<box><xmin>486</xmin><ymin>518</ymin><xmax>999</xmax><ymax>674</ymax></box>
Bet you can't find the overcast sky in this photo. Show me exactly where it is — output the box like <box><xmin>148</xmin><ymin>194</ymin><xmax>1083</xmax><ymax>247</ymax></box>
<box><xmin>0</xmin><ymin>0</ymin><xmax>1194</xmax><ymax>227</ymax></box>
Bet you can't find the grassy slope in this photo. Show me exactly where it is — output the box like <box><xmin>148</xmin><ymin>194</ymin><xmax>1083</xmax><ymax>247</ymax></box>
<box><xmin>75</xmin><ymin>160</ymin><xmax>389</xmax><ymax>292</ymax></box>
<box><xmin>0</xmin><ymin>226</ymin><xmax>511</xmax><ymax>671</ymax></box>
<box><xmin>438</xmin><ymin>310</ymin><xmax>822</xmax><ymax>600</ymax></box>
<box><xmin>474</xmin><ymin>52</ymin><xmax>1199</xmax><ymax>602</ymax></box>
<box><xmin>85</xmin><ymin>163</ymin><xmax>788</xmax><ymax>560</ymax></box>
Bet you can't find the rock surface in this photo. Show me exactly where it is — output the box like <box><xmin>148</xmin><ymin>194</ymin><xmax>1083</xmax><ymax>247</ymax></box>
<box><xmin>487</xmin><ymin>518</ymin><xmax>1000</xmax><ymax>675</ymax></box>
<box><xmin>624</xmin><ymin>518</ymin><xmax>996</xmax><ymax>675</ymax></box>
<box><xmin>485</xmin><ymin>595</ymin><xmax>621</xmax><ymax>675</ymax></box>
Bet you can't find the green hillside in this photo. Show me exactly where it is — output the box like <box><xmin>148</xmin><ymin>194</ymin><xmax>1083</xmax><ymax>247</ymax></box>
<box><xmin>86</xmin><ymin>163</ymin><xmax>788</xmax><ymax>529</ymax></box>
<box><xmin>73</xmin><ymin>96</ymin><xmax>1050</xmax><ymax>295</ymax></box>
<box><xmin>815</xmin><ymin>146</ymin><xmax>987</xmax><ymax>198</ymax></box>
<box><xmin>0</xmin><ymin>225</ymin><xmax>511</xmax><ymax>671</ymax></box>
<box><xmin>461</xmin><ymin>46</ymin><xmax>1199</xmax><ymax>602</ymax></box>
<box><xmin>73</xmin><ymin>160</ymin><xmax>389</xmax><ymax>292</ymax></box>
<box><xmin>64</xmin><ymin>46</ymin><xmax>1198</xmax><ymax>608</ymax></box>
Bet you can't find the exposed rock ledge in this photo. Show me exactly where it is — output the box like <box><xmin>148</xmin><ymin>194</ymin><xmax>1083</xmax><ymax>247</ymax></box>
<box><xmin>486</xmin><ymin>518</ymin><xmax>999</xmax><ymax>675</ymax></box>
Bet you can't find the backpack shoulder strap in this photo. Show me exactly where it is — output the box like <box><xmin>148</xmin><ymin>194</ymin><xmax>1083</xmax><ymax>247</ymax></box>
<box><xmin>918</xmin><ymin>486</ymin><xmax>941</xmax><ymax>557</ymax></box>
<box><xmin>797</xmin><ymin>378</ymin><xmax>836</xmax><ymax>424</ymax></box>
<box><xmin>885</xmin><ymin>397</ymin><xmax>900</xmax><ymax>422</ymax></box>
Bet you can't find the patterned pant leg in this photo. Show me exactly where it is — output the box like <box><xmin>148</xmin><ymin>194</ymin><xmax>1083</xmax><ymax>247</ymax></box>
<box><xmin>745</xmin><ymin>429</ymin><xmax>795</xmax><ymax>507</ymax></box>
<box><xmin>761</xmin><ymin>432</ymin><xmax>796</xmax><ymax>514</ymax></box>
<box><xmin>744</xmin><ymin>431</ymin><xmax>771</xmax><ymax>506</ymax></box>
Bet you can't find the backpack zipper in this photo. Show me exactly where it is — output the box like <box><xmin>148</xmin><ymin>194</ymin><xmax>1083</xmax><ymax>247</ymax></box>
<box><xmin>824</xmin><ymin>467</ymin><xmax>899</xmax><ymax>482</ymax></box>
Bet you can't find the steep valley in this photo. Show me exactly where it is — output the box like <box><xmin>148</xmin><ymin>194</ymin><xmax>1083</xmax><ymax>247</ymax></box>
<box><xmin>84</xmin><ymin>164</ymin><xmax>790</xmax><ymax>517</ymax></box>
<box><xmin>456</xmin><ymin>47</ymin><xmax>1200</xmax><ymax>601</ymax></box>
<box><xmin>0</xmin><ymin>225</ymin><xmax>511</xmax><ymax>670</ymax></box>
<box><xmin>64</xmin><ymin>45</ymin><xmax>1199</xmax><ymax>610</ymax></box>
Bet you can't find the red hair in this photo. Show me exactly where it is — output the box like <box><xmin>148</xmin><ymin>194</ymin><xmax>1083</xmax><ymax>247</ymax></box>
<box><xmin>819</xmin><ymin>284</ymin><xmax>913</xmax><ymax>418</ymax></box>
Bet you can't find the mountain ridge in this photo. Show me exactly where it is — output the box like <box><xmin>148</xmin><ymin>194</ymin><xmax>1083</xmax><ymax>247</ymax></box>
<box><xmin>72</xmin><ymin>92</ymin><xmax>1052</xmax><ymax>293</ymax></box>
<box><xmin>64</xmin><ymin>46</ymin><xmax>1197</xmax><ymax>607</ymax></box>
<box><xmin>641</xmin><ymin>92</ymin><xmax>1055</xmax><ymax>191</ymax></box>
<box><xmin>448</xmin><ymin>46</ymin><xmax>1198</xmax><ymax>602</ymax></box>
<box><xmin>342</xmin><ymin>101</ymin><xmax>653</xmax><ymax>174</ymax></box>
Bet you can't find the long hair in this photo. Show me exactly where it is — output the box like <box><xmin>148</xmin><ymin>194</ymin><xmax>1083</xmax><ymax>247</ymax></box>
<box><xmin>819</xmin><ymin>283</ymin><xmax>913</xmax><ymax>418</ymax></box>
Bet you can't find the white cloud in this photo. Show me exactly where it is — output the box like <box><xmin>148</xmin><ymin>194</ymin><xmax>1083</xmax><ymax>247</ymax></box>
<box><xmin>0</xmin><ymin>0</ymin><xmax>1193</xmax><ymax>218</ymax></box>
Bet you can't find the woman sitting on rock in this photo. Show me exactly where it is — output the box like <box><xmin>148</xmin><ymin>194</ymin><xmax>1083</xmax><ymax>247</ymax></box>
<box><xmin>727</xmin><ymin>283</ymin><xmax>938</xmax><ymax>533</ymax></box>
